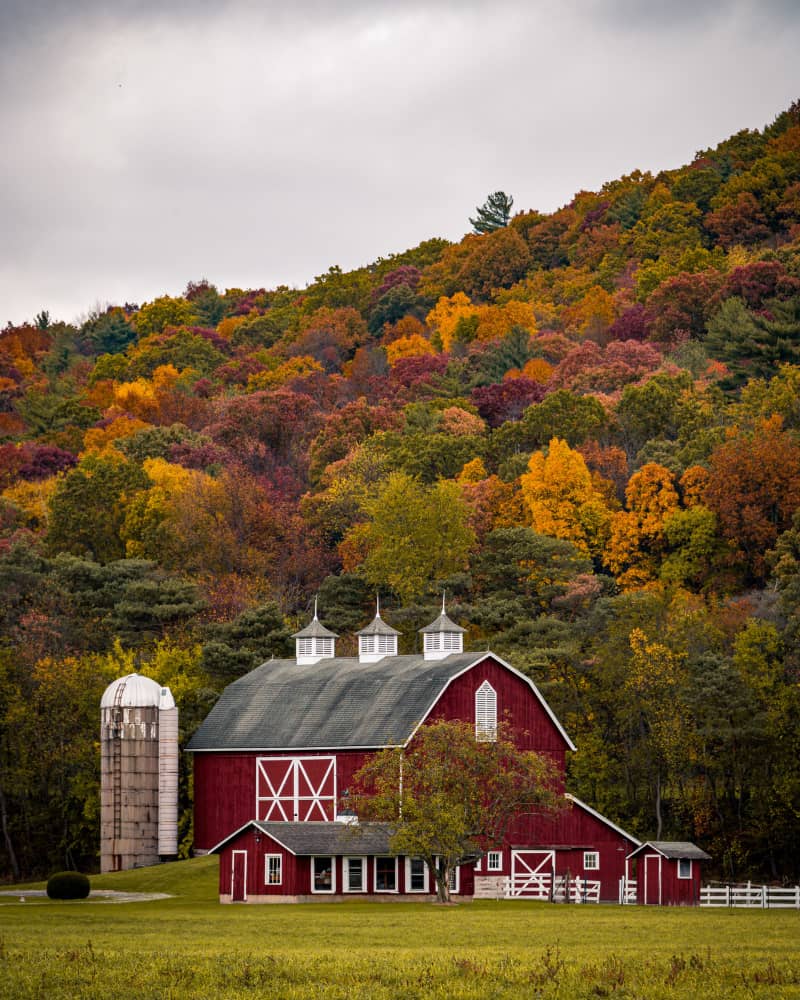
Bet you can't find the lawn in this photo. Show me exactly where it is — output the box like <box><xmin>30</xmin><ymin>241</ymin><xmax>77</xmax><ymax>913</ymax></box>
<box><xmin>1</xmin><ymin>858</ymin><xmax>799</xmax><ymax>998</ymax></box>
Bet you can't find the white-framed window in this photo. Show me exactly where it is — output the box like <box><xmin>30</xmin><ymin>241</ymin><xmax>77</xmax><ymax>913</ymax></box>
<box><xmin>344</xmin><ymin>856</ymin><xmax>366</xmax><ymax>892</ymax></box>
<box><xmin>377</xmin><ymin>634</ymin><xmax>395</xmax><ymax>654</ymax></box>
<box><xmin>583</xmin><ymin>852</ymin><xmax>600</xmax><ymax>871</ymax></box>
<box><xmin>298</xmin><ymin>638</ymin><xmax>313</xmax><ymax>656</ymax></box>
<box><xmin>360</xmin><ymin>635</ymin><xmax>375</xmax><ymax>655</ymax></box>
<box><xmin>264</xmin><ymin>854</ymin><xmax>282</xmax><ymax>885</ymax></box>
<box><xmin>406</xmin><ymin>857</ymin><xmax>429</xmax><ymax>893</ymax></box>
<box><xmin>316</xmin><ymin>637</ymin><xmax>334</xmax><ymax>657</ymax></box>
<box><xmin>475</xmin><ymin>680</ymin><xmax>497</xmax><ymax>741</ymax></box>
<box><xmin>424</xmin><ymin>633</ymin><xmax>439</xmax><ymax>652</ymax></box>
<box><xmin>487</xmin><ymin>850</ymin><xmax>502</xmax><ymax>872</ymax></box>
<box><xmin>678</xmin><ymin>858</ymin><xmax>692</xmax><ymax>880</ymax></box>
<box><xmin>374</xmin><ymin>856</ymin><xmax>398</xmax><ymax>892</ymax></box>
<box><xmin>433</xmin><ymin>857</ymin><xmax>460</xmax><ymax>893</ymax></box>
<box><xmin>311</xmin><ymin>856</ymin><xmax>335</xmax><ymax>893</ymax></box>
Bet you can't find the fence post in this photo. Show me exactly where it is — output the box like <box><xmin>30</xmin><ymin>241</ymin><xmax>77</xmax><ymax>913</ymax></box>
<box><xmin>727</xmin><ymin>884</ymin><xmax>732</xmax><ymax>907</ymax></box>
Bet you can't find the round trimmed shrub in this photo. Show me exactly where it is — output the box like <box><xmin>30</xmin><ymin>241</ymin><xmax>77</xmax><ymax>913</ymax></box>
<box><xmin>46</xmin><ymin>871</ymin><xmax>91</xmax><ymax>900</ymax></box>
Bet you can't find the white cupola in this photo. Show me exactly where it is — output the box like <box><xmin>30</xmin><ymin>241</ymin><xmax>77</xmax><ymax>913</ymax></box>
<box><xmin>356</xmin><ymin>596</ymin><xmax>400</xmax><ymax>663</ymax></box>
<box><xmin>419</xmin><ymin>594</ymin><xmax>466</xmax><ymax>660</ymax></box>
<box><xmin>291</xmin><ymin>600</ymin><xmax>338</xmax><ymax>665</ymax></box>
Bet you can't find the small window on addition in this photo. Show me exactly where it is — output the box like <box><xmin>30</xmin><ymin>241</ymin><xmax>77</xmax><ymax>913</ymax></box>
<box><xmin>312</xmin><ymin>856</ymin><xmax>334</xmax><ymax>892</ymax></box>
<box><xmin>678</xmin><ymin>858</ymin><xmax>692</xmax><ymax>880</ymax></box>
<box><xmin>487</xmin><ymin>851</ymin><xmax>502</xmax><ymax>871</ymax></box>
<box><xmin>265</xmin><ymin>854</ymin><xmax>282</xmax><ymax>885</ymax></box>
<box><xmin>407</xmin><ymin>858</ymin><xmax>428</xmax><ymax>892</ymax></box>
<box><xmin>345</xmin><ymin>857</ymin><xmax>365</xmax><ymax>892</ymax></box>
<box><xmin>375</xmin><ymin>856</ymin><xmax>397</xmax><ymax>892</ymax></box>
<box><xmin>583</xmin><ymin>851</ymin><xmax>599</xmax><ymax>871</ymax></box>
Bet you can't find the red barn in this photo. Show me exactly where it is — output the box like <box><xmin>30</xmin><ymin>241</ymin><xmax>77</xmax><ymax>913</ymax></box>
<box><xmin>188</xmin><ymin>603</ymin><xmax>641</xmax><ymax>903</ymax></box>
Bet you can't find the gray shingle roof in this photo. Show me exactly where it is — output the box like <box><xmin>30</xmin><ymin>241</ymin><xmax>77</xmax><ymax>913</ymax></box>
<box><xmin>629</xmin><ymin>841</ymin><xmax>711</xmax><ymax>861</ymax></box>
<box><xmin>419</xmin><ymin>611</ymin><xmax>466</xmax><ymax>634</ymax></box>
<box><xmin>356</xmin><ymin>614</ymin><xmax>400</xmax><ymax>637</ymax></box>
<box><xmin>291</xmin><ymin>617</ymin><xmax>338</xmax><ymax>639</ymax></box>
<box><xmin>258</xmin><ymin>821</ymin><xmax>394</xmax><ymax>855</ymax></box>
<box><xmin>186</xmin><ymin>653</ymin><xmax>485</xmax><ymax>751</ymax></box>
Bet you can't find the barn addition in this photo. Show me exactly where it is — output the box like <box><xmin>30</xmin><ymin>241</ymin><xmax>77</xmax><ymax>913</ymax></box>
<box><xmin>627</xmin><ymin>841</ymin><xmax>711</xmax><ymax>906</ymax></box>
<box><xmin>188</xmin><ymin>602</ymin><xmax>641</xmax><ymax>903</ymax></box>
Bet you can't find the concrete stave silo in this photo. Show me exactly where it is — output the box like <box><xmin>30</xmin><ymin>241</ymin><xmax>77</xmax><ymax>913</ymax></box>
<box><xmin>100</xmin><ymin>673</ymin><xmax>179</xmax><ymax>873</ymax></box>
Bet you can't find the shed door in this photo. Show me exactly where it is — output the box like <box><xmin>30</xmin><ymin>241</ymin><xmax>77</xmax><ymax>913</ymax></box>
<box><xmin>643</xmin><ymin>853</ymin><xmax>661</xmax><ymax>905</ymax></box>
<box><xmin>231</xmin><ymin>850</ymin><xmax>247</xmax><ymax>902</ymax></box>
<box><xmin>510</xmin><ymin>850</ymin><xmax>555</xmax><ymax>898</ymax></box>
<box><xmin>256</xmin><ymin>756</ymin><xmax>336</xmax><ymax>822</ymax></box>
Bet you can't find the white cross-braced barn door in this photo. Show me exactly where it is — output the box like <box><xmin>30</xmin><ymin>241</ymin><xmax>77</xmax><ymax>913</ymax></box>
<box><xmin>256</xmin><ymin>756</ymin><xmax>336</xmax><ymax>822</ymax></box>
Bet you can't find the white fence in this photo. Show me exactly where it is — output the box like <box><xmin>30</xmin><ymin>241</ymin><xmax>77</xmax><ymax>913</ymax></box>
<box><xmin>700</xmin><ymin>883</ymin><xmax>800</xmax><ymax>909</ymax></box>
<box><xmin>619</xmin><ymin>877</ymin><xmax>637</xmax><ymax>905</ymax></box>
<box><xmin>504</xmin><ymin>874</ymin><xmax>600</xmax><ymax>903</ymax></box>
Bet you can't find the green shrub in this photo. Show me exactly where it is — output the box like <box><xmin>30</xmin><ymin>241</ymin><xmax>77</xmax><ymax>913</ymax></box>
<box><xmin>46</xmin><ymin>870</ymin><xmax>91</xmax><ymax>900</ymax></box>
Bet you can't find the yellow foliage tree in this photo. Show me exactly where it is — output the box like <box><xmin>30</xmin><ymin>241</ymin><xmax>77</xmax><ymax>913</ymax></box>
<box><xmin>519</xmin><ymin>438</ymin><xmax>612</xmax><ymax>557</ymax></box>
<box><xmin>425</xmin><ymin>292</ymin><xmax>478</xmax><ymax>351</ymax></box>
<box><xmin>246</xmin><ymin>356</ymin><xmax>323</xmax><ymax>391</ymax></box>
<box><xmin>605</xmin><ymin>463</ymin><xmax>679</xmax><ymax>587</ymax></box>
<box><xmin>385</xmin><ymin>334</ymin><xmax>436</xmax><ymax>366</ymax></box>
<box><xmin>474</xmin><ymin>300</ymin><xmax>538</xmax><ymax>342</ymax></box>
<box><xmin>2</xmin><ymin>476</ymin><xmax>59</xmax><ymax>530</ymax></box>
<box><xmin>82</xmin><ymin>415</ymin><xmax>150</xmax><ymax>456</ymax></box>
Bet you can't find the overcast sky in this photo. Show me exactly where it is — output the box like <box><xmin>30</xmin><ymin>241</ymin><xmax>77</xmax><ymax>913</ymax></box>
<box><xmin>1</xmin><ymin>0</ymin><xmax>798</xmax><ymax>327</ymax></box>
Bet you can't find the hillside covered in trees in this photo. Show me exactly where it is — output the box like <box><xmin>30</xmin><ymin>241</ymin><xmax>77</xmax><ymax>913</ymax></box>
<box><xmin>2</xmin><ymin>103</ymin><xmax>800</xmax><ymax>882</ymax></box>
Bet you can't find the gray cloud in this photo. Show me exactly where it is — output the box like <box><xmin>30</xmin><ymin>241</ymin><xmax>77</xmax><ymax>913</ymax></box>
<box><xmin>1</xmin><ymin>1</ymin><xmax>798</xmax><ymax>325</ymax></box>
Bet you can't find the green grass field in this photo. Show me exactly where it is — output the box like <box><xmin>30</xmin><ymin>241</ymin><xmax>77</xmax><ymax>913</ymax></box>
<box><xmin>2</xmin><ymin>858</ymin><xmax>799</xmax><ymax>998</ymax></box>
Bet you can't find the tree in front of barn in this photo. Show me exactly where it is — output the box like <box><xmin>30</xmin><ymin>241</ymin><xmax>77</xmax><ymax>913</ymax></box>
<box><xmin>348</xmin><ymin>719</ymin><xmax>564</xmax><ymax>902</ymax></box>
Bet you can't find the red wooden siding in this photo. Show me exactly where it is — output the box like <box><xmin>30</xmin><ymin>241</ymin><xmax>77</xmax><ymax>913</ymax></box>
<box><xmin>427</xmin><ymin>657</ymin><xmax>569</xmax><ymax>775</ymax></box>
<box><xmin>634</xmin><ymin>854</ymin><xmax>703</xmax><ymax>906</ymax></box>
<box><xmin>195</xmin><ymin>750</ymin><xmax>371</xmax><ymax>852</ymax></box>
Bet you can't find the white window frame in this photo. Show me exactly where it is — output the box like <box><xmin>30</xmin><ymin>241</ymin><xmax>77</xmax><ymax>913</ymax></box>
<box><xmin>315</xmin><ymin>637</ymin><xmax>334</xmax><ymax>657</ymax></box>
<box><xmin>678</xmin><ymin>858</ymin><xmax>692</xmax><ymax>880</ymax></box>
<box><xmin>374</xmin><ymin>856</ymin><xmax>399</xmax><ymax>893</ymax></box>
<box><xmin>405</xmin><ymin>857</ymin><xmax>429</xmax><ymax>893</ymax></box>
<box><xmin>487</xmin><ymin>850</ymin><xmax>502</xmax><ymax>872</ymax></box>
<box><xmin>343</xmin><ymin>856</ymin><xmax>367</xmax><ymax>893</ymax></box>
<box><xmin>433</xmin><ymin>856</ymin><xmax>460</xmax><ymax>893</ymax></box>
<box><xmin>297</xmin><ymin>637</ymin><xmax>313</xmax><ymax>656</ymax></box>
<box><xmin>424</xmin><ymin>633</ymin><xmax>440</xmax><ymax>652</ymax></box>
<box><xmin>583</xmin><ymin>851</ymin><xmax>600</xmax><ymax>871</ymax></box>
<box><xmin>311</xmin><ymin>856</ymin><xmax>336</xmax><ymax>894</ymax></box>
<box><xmin>264</xmin><ymin>854</ymin><xmax>282</xmax><ymax>886</ymax></box>
<box><xmin>475</xmin><ymin>680</ymin><xmax>497</xmax><ymax>741</ymax></box>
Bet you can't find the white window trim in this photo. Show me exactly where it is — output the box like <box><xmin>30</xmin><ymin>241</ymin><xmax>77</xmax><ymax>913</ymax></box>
<box><xmin>678</xmin><ymin>858</ymin><xmax>692</xmax><ymax>880</ymax></box>
<box><xmin>264</xmin><ymin>854</ymin><xmax>282</xmax><ymax>886</ymax></box>
<box><xmin>343</xmin><ymin>856</ymin><xmax>367</xmax><ymax>893</ymax></box>
<box><xmin>311</xmin><ymin>856</ymin><xmax>336</xmax><ymax>894</ymax></box>
<box><xmin>231</xmin><ymin>849</ymin><xmax>247</xmax><ymax>901</ymax></box>
<box><xmin>475</xmin><ymin>680</ymin><xmax>497</xmax><ymax>741</ymax></box>
<box><xmin>374</xmin><ymin>856</ymin><xmax>399</xmax><ymax>893</ymax></box>
<box><xmin>405</xmin><ymin>857</ymin><xmax>429</xmax><ymax>893</ymax></box>
<box><xmin>583</xmin><ymin>851</ymin><xmax>600</xmax><ymax>871</ymax></box>
<box><xmin>433</xmin><ymin>856</ymin><xmax>460</xmax><ymax>893</ymax></box>
<box><xmin>487</xmin><ymin>850</ymin><xmax>502</xmax><ymax>872</ymax></box>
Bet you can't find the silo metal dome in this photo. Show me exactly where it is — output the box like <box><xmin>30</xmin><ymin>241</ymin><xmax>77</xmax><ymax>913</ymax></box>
<box><xmin>100</xmin><ymin>673</ymin><xmax>176</xmax><ymax>710</ymax></box>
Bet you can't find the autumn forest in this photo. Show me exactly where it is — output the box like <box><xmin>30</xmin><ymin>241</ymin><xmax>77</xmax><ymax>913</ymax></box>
<box><xmin>2</xmin><ymin>103</ymin><xmax>800</xmax><ymax>883</ymax></box>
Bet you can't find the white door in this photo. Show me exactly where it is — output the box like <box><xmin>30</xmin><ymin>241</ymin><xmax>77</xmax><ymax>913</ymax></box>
<box><xmin>510</xmin><ymin>850</ymin><xmax>555</xmax><ymax>898</ymax></box>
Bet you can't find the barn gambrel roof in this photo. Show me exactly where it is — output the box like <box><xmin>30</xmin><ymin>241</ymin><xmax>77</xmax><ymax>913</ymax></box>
<box><xmin>186</xmin><ymin>652</ymin><xmax>575</xmax><ymax>752</ymax></box>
